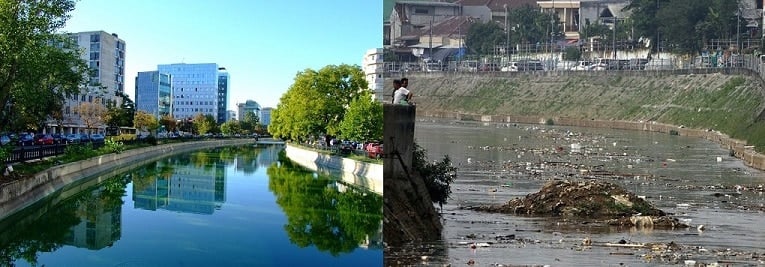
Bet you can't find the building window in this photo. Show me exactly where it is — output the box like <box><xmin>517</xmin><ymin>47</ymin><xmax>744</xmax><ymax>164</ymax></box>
<box><xmin>414</xmin><ymin>8</ymin><xmax>429</xmax><ymax>14</ymax></box>
<box><xmin>90</xmin><ymin>34</ymin><xmax>100</xmax><ymax>42</ymax></box>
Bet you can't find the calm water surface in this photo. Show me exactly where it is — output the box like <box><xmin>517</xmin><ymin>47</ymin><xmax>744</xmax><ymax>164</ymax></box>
<box><xmin>400</xmin><ymin>119</ymin><xmax>765</xmax><ymax>266</ymax></box>
<box><xmin>0</xmin><ymin>145</ymin><xmax>382</xmax><ymax>266</ymax></box>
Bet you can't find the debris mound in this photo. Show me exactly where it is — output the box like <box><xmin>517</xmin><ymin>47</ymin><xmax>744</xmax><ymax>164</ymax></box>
<box><xmin>472</xmin><ymin>180</ymin><xmax>689</xmax><ymax>228</ymax></box>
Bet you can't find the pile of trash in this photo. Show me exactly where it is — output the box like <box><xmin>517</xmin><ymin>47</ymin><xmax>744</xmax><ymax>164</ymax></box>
<box><xmin>471</xmin><ymin>180</ymin><xmax>689</xmax><ymax>229</ymax></box>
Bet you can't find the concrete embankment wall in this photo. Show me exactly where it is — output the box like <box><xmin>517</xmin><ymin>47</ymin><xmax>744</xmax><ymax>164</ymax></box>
<box><xmin>401</xmin><ymin>70</ymin><xmax>765</xmax><ymax>171</ymax></box>
<box><xmin>0</xmin><ymin>139</ymin><xmax>255</xmax><ymax>220</ymax></box>
<box><xmin>284</xmin><ymin>144</ymin><xmax>383</xmax><ymax>195</ymax></box>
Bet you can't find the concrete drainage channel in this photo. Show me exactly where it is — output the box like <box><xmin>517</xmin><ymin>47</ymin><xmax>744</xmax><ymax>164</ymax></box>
<box><xmin>0</xmin><ymin>139</ymin><xmax>257</xmax><ymax>221</ymax></box>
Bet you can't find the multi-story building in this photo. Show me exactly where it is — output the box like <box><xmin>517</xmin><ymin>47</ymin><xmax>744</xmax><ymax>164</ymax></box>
<box><xmin>217</xmin><ymin>68</ymin><xmax>230</xmax><ymax>124</ymax></box>
<box><xmin>363</xmin><ymin>48</ymin><xmax>385</xmax><ymax>102</ymax></box>
<box><xmin>236</xmin><ymin>100</ymin><xmax>261</xmax><ymax>122</ymax></box>
<box><xmin>227</xmin><ymin>110</ymin><xmax>236</xmax><ymax>121</ymax></box>
<box><xmin>157</xmin><ymin>63</ymin><xmax>224</xmax><ymax>121</ymax></box>
<box><xmin>135</xmin><ymin>71</ymin><xmax>172</xmax><ymax>119</ymax></box>
<box><xmin>389</xmin><ymin>1</ymin><xmax>462</xmax><ymax>47</ymax></box>
<box><xmin>53</xmin><ymin>31</ymin><xmax>126</xmax><ymax>135</ymax></box>
<box><xmin>132</xmin><ymin>159</ymin><xmax>226</xmax><ymax>214</ymax></box>
<box><xmin>260</xmin><ymin>107</ymin><xmax>272</xmax><ymax>126</ymax></box>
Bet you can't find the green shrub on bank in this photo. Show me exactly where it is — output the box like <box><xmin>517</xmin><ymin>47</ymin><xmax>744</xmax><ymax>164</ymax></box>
<box><xmin>100</xmin><ymin>139</ymin><xmax>125</xmax><ymax>154</ymax></box>
<box><xmin>62</xmin><ymin>144</ymin><xmax>98</xmax><ymax>163</ymax></box>
<box><xmin>413</xmin><ymin>143</ymin><xmax>457</xmax><ymax>211</ymax></box>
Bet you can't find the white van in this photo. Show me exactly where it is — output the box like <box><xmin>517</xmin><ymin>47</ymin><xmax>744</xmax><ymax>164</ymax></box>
<box><xmin>501</xmin><ymin>61</ymin><xmax>518</xmax><ymax>72</ymax></box>
<box><xmin>570</xmin><ymin>60</ymin><xmax>592</xmax><ymax>71</ymax></box>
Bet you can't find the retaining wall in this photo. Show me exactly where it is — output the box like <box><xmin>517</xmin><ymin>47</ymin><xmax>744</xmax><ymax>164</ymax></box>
<box><xmin>284</xmin><ymin>144</ymin><xmax>383</xmax><ymax>195</ymax></box>
<box><xmin>0</xmin><ymin>139</ymin><xmax>256</xmax><ymax>220</ymax></box>
<box><xmin>419</xmin><ymin>110</ymin><xmax>765</xmax><ymax>170</ymax></box>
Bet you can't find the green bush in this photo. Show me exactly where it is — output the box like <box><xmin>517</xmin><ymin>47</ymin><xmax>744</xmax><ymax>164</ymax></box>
<box><xmin>100</xmin><ymin>139</ymin><xmax>125</xmax><ymax>154</ymax></box>
<box><xmin>563</xmin><ymin>46</ymin><xmax>582</xmax><ymax>61</ymax></box>
<box><xmin>413</xmin><ymin>143</ymin><xmax>457</xmax><ymax>211</ymax></box>
<box><xmin>63</xmin><ymin>144</ymin><xmax>97</xmax><ymax>163</ymax></box>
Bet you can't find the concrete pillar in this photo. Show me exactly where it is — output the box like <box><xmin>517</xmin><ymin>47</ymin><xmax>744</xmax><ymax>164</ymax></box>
<box><xmin>383</xmin><ymin>104</ymin><xmax>416</xmax><ymax>180</ymax></box>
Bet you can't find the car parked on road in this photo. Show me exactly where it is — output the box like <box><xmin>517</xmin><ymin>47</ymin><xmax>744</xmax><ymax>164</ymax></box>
<box><xmin>65</xmin><ymin>134</ymin><xmax>81</xmax><ymax>143</ymax></box>
<box><xmin>34</xmin><ymin>134</ymin><xmax>55</xmax><ymax>145</ymax></box>
<box><xmin>0</xmin><ymin>135</ymin><xmax>10</xmax><ymax>146</ymax></box>
<box><xmin>366</xmin><ymin>142</ymin><xmax>383</xmax><ymax>159</ymax></box>
<box><xmin>89</xmin><ymin>133</ymin><xmax>105</xmax><ymax>143</ymax></box>
<box><xmin>17</xmin><ymin>133</ymin><xmax>34</xmax><ymax>146</ymax></box>
<box><xmin>79</xmin><ymin>134</ymin><xmax>91</xmax><ymax>143</ymax></box>
<box><xmin>51</xmin><ymin>133</ymin><xmax>63</xmax><ymax>144</ymax></box>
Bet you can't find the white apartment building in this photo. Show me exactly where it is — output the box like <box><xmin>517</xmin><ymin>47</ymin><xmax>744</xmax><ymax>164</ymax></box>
<box><xmin>363</xmin><ymin>48</ymin><xmax>385</xmax><ymax>102</ymax></box>
<box><xmin>52</xmin><ymin>31</ymin><xmax>126</xmax><ymax>135</ymax></box>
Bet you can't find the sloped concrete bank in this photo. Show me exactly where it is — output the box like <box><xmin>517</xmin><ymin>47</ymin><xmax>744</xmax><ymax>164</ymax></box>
<box><xmin>284</xmin><ymin>144</ymin><xmax>383</xmax><ymax>195</ymax></box>
<box><xmin>0</xmin><ymin>139</ymin><xmax>256</xmax><ymax>220</ymax></box>
<box><xmin>403</xmin><ymin>71</ymin><xmax>765</xmax><ymax>171</ymax></box>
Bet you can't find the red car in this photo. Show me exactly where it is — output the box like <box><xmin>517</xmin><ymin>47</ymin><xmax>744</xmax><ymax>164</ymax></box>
<box><xmin>366</xmin><ymin>143</ymin><xmax>383</xmax><ymax>159</ymax></box>
<box><xmin>34</xmin><ymin>134</ymin><xmax>54</xmax><ymax>145</ymax></box>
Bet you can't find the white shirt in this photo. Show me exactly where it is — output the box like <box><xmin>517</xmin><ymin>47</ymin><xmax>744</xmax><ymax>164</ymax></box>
<box><xmin>393</xmin><ymin>87</ymin><xmax>410</xmax><ymax>105</ymax></box>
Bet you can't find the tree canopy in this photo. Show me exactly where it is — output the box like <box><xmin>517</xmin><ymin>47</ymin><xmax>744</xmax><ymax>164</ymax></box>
<box><xmin>465</xmin><ymin>21</ymin><xmax>506</xmax><ymax>55</ymax></box>
<box><xmin>0</xmin><ymin>0</ymin><xmax>89</xmax><ymax>132</ymax></box>
<box><xmin>269</xmin><ymin>64</ymin><xmax>368</xmax><ymax>142</ymax></box>
<box><xmin>338</xmin><ymin>92</ymin><xmax>382</xmax><ymax>142</ymax></box>
<box><xmin>193</xmin><ymin>113</ymin><xmax>218</xmax><ymax>135</ymax></box>
<box><xmin>625</xmin><ymin>0</ymin><xmax>743</xmax><ymax>54</ymax></box>
<box><xmin>133</xmin><ymin>111</ymin><xmax>159</xmax><ymax>133</ymax></box>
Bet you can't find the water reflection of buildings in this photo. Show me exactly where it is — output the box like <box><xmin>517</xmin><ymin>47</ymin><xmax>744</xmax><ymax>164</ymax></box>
<box><xmin>64</xmin><ymin>188</ymin><xmax>122</xmax><ymax>250</ymax></box>
<box><xmin>133</xmin><ymin>160</ymin><xmax>226</xmax><ymax>214</ymax></box>
<box><xmin>257</xmin><ymin>144</ymin><xmax>282</xmax><ymax>166</ymax></box>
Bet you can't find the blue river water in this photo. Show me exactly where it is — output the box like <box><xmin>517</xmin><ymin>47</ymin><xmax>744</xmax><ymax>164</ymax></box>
<box><xmin>0</xmin><ymin>145</ymin><xmax>382</xmax><ymax>266</ymax></box>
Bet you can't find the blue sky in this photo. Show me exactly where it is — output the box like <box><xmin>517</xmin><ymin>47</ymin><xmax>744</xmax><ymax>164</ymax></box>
<box><xmin>63</xmin><ymin>0</ymin><xmax>382</xmax><ymax>110</ymax></box>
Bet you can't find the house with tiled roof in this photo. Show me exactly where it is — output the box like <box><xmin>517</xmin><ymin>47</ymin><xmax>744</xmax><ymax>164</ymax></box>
<box><xmin>456</xmin><ymin>0</ymin><xmax>538</xmax><ymax>24</ymax></box>
<box><xmin>389</xmin><ymin>1</ymin><xmax>462</xmax><ymax>48</ymax></box>
<box><xmin>409</xmin><ymin>16</ymin><xmax>478</xmax><ymax>61</ymax></box>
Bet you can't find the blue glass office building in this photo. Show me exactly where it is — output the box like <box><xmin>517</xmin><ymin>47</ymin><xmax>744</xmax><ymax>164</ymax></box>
<box><xmin>135</xmin><ymin>71</ymin><xmax>172</xmax><ymax>119</ymax></box>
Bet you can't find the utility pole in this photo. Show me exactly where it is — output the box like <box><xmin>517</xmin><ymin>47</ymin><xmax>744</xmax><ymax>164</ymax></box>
<box><xmin>737</xmin><ymin>5</ymin><xmax>740</xmax><ymax>52</ymax></box>
<box><xmin>613</xmin><ymin>16</ymin><xmax>617</xmax><ymax>59</ymax></box>
<box><xmin>656</xmin><ymin>0</ymin><xmax>660</xmax><ymax>59</ymax></box>
<box><xmin>429</xmin><ymin>13</ymin><xmax>434</xmax><ymax>61</ymax></box>
<box><xmin>505</xmin><ymin>4</ymin><xmax>509</xmax><ymax>60</ymax></box>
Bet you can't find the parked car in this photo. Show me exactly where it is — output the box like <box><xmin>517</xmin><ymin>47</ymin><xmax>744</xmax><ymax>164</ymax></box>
<box><xmin>478</xmin><ymin>63</ymin><xmax>500</xmax><ymax>72</ymax></box>
<box><xmin>366</xmin><ymin>143</ymin><xmax>383</xmax><ymax>159</ymax></box>
<box><xmin>34</xmin><ymin>134</ymin><xmax>55</xmax><ymax>145</ymax></box>
<box><xmin>500</xmin><ymin>62</ymin><xmax>518</xmax><ymax>72</ymax></box>
<box><xmin>65</xmin><ymin>134</ymin><xmax>81</xmax><ymax>143</ymax></box>
<box><xmin>89</xmin><ymin>133</ymin><xmax>105</xmax><ymax>143</ymax></box>
<box><xmin>79</xmin><ymin>134</ymin><xmax>91</xmax><ymax>143</ymax></box>
<box><xmin>51</xmin><ymin>133</ymin><xmax>63</xmax><ymax>144</ymax></box>
<box><xmin>0</xmin><ymin>135</ymin><xmax>10</xmax><ymax>146</ymax></box>
<box><xmin>628</xmin><ymin>58</ymin><xmax>649</xmax><ymax>70</ymax></box>
<box><xmin>570</xmin><ymin>60</ymin><xmax>593</xmax><ymax>71</ymax></box>
<box><xmin>517</xmin><ymin>60</ymin><xmax>545</xmax><ymax>71</ymax></box>
<box><xmin>17</xmin><ymin>133</ymin><xmax>34</xmax><ymax>146</ymax></box>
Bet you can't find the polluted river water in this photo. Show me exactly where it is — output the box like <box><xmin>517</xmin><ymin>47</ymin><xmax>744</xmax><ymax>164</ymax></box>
<box><xmin>390</xmin><ymin>119</ymin><xmax>765</xmax><ymax>267</ymax></box>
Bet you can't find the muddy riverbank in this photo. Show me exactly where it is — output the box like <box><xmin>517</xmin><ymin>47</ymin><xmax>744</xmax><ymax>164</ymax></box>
<box><xmin>386</xmin><ymin>119</ymin><xmax>765</xmax><ymax>266</ymax></box>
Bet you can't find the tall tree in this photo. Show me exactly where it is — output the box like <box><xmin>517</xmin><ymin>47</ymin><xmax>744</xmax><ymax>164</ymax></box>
<box><xmin>159</xmin><ymin>114</ymin><xmax>176</xmax><ymax>132</ymax></box>
<box><xmin>75</xmin><ymin>97</ymin><xmax>107</xmax><ymax>134</ymax></box>
<box><xmin>270</xmin><ymin>64</ymin><xmax>368</xmax><ymax>142</ymax></box>
<box><xmin>105</xmin><ymin>92</ymin><xmax>135</xmax><ymax>127</ymax></box>
<box><xmin>465</xmin><ymin>21</ymin><xmax>506</xmax><ymax>55</ymax></box>
<box><xmin>240</xmin><ymin>111</ymin><xmax>259</xmax><ymax>134</ymax></box>
<box><xmin>338</xmin><ymin>93</ymin><xmax>382</xmax><ymax>142</ymax></box>
<box><xmin>506</xmin><ymin>5</ymin><xmax>562</xmax><ymax>46</ymax></box>
<box><xmin>0</xmin><ymin>0</ymin><xmax>89</xmax><ymax>132</ymax></box>
<box><xmin>133</xmin><ymin>110</ymin><xmax>159</xmax><ymax>133</ymax></box>
<box><xmin>193</xmin><ymin>113</ymin><xmax>217</xmax><ymax>135</ymax></box>
<box><xmin>626</xmin><ymin>0</ymin><xmax>743</xmax><ymax>54</ymax></box>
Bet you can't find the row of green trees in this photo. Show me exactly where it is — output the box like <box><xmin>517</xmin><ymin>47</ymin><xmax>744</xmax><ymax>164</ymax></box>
<box><xmin>133</xmin><ymin>111</ymin><xmax>265</xmax><ymax>136</ymax></box>
<box><xmin>269</xmin><ymin>64</ymin><xmax>383</xmax><ymax>143</ymax></box>
<box><xmin>464</xmin><ymin>0</ymin><xmax>748</xmax><ymax>57</ymax></box>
